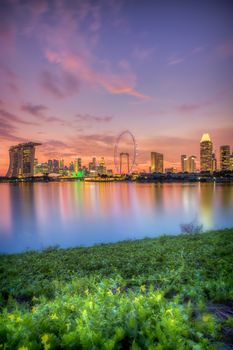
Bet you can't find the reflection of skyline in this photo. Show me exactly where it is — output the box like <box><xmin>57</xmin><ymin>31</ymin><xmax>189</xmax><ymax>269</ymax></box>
<box><xmin>198</xmin><ymin>183</ymin><xmax>215</xmax><ymax>230</ymax></box>
<box><xmin>0</xmin><ymin>182</ymin><xmax>233</xmax><ymax>253</ymax></box>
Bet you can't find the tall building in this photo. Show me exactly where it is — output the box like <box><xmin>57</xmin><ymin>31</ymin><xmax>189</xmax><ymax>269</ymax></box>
<box><xmin>6</xmin><ymin>142</ymin><xmax>41</xmax><ymax>177</ymax></box>
<box><xmin>53</xmin><ymin>159</ymin><xmax>59</xmax><ymax>172</ymax></box>
<box><xmin>151</xmin><ymin>152</ymin><xmax>163</xmax><ymax>173</ymax></box>
<box><xmin>181</xmin><ymin>154</ymin><xmax>187</xmax><ymax>172</ymax></box>
<box><xmin>200</xmin><ymin>133</ymin><xmax>213</xmax><ymax>172</ymax></box>
<box><xmin>181</xmin><ymin>155</ymin><xmax>196</xmax><ymax>172</ymax></box>
<box><xmin>188</xmin><ymin>156</ymin><xmax>196</xmax><ymax>172</ymax></box>
<box><xmin>230</xmin><ymin>153</ymin><xmax>233</xmax><ymax>171</ymax></box>
<box><xmin>48</xmin><ymin>159</ymin><xmax>53</xmax><ymax>172</ymax></box>
<box><xmin>220</xmin><ymin>145</ymin><xmax>230</xmax><ymax>171</ymax></box>
<box><xmin>97</xmin><ymin>157</ymin><xmax>106</xmax><ymax>175</ymax></box>
<box><xmin>78</xmin><ymin>158</ymin><xmax>82</xmax><ymax>170</ymax></box>
<box><xmin>211</xmin><ymin>153</ymin><xmax>217</xmax><ymax>172</ymax></box>
<box><xmin>59</xmin><ymin>159</ymin><xmax>64</xmax><ymax>170</ymax></box>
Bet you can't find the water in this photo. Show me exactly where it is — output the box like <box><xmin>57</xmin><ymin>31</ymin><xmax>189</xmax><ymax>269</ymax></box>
<box><xmin>0</xmin><ymin>182</ymin><xmax>233</xmax><ymax>253</ymax></box>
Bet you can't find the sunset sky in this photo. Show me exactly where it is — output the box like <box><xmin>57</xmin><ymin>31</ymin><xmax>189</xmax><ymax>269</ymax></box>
<box><xmin>0</xmin><ymin>0</ymin><xmax>233</xmax><ymax>174</ymax></box>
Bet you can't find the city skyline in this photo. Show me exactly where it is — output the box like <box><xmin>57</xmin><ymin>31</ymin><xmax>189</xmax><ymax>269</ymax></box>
<box><xmin>4</xmin><ymin>133</ymin><xmax>233</xmax><ymax>177</ymax></box>
<box><xmin>1</xmin><ymin>0</ymin><xmax>233</xmax><ymax>175</ymax></box>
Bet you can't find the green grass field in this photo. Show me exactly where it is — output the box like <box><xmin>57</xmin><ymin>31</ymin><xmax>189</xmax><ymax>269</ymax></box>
<box><xmin>0</xmin><ymin>229</ymin><xmax>233</xmax><ymax>349</ymax></box>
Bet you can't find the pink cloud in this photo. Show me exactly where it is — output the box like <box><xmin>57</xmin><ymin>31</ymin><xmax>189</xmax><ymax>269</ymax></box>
<box><xmin>45</xmin><ymin>50</ymin><xmax>149</xmax><ymax>100</ymax></box>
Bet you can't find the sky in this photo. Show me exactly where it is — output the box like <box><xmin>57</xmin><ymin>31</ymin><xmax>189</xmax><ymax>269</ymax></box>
<box><xmin>0</xmin><ymin>0</ymin><xmax>233</xmax><ymax>174</ymax></box>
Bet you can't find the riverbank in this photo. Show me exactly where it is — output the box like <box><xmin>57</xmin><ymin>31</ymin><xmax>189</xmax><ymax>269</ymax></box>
<box><xmin>0</xmin><ymin>229</ymin><xmax>233</xmax><ymax>349</ymax></box>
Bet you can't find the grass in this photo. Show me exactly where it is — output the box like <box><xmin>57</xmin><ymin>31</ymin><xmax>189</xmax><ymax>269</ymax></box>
<box><xmin>0</xmin><ymin>229</ymin><xmax>233</xmax><ymax>349</ymax></box>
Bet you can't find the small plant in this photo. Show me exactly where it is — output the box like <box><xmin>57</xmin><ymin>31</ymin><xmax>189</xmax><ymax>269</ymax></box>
<box><xmin>180</xmin><ymin>219</ymin><xmax>203</xmax><ymax>234</ymax></box>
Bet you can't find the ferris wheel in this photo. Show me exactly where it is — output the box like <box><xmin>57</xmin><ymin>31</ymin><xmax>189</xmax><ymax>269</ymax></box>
<box><xmin>114</xmin><ymin>130</ymin><xmax>137</xmax><ymax>174</ymax></box>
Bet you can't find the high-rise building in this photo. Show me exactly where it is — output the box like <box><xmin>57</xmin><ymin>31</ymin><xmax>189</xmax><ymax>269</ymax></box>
<box><xmin>78</xmin><ymin>158</ymin><xmax>82</xmax><ymax>170</ymax></box>
<box><xmin>48</xmin><ymin>159</ymin><xmax>53</xmax><ymax>172</ymax></box>
<box><xmin>200</xmin><ymin>133</ymin><xmax>213</xmax><ymax>172</ymax></box>
<box><xmin>97</xmin><ymin>157</ymin><xmax>106</xmax><ymax>175</ymax></box>
<box><xmin>53</xmin><ymin>159</ymin><xmax>59</xmax><ymax>172</ymax></box>
<box><xmin>151</xmin><ymin>152</ymin><xmax>163</xmax><ymax>173</ymax></box>
<box><xmin>6</xmin><ymin>142</ymin><xmax>41</xmax><ymax>178</ymax></box>
<box><xmin>34</xmin><ymin>158</ymin><xmax>38</xmax><ymax>174</ymax></box>
<box><xmin>211</xmin><ymin>153</ymin><xmax>217</xmax><ymax>172</ymax></box>
<box><xmin>74</xmin><ymin>158</ymin><xmax>79</xmax><ymax>173</ymax></box>
<box><xmin>230</xmin><ymin>153</ymin><xmax>233</xmax><ymax>171</ymax></box>
<box><xmin>188</xmin><ymin>156</ymin><xmax>196</xmax><ymax>172</ymax></box>
<box><xmin>181</xmin><ymin>155</ymin><xmax>187</xmax><ymax>172</ymax></box>
<box><xmin>220</xmin><ymin>145</ymin><xmax>230</xmax><ymax>171</ymax></box>
<box><xmin>59</xmin><ymin>159</ymin><xmax>64</xmax><ymax>170</ymax></box>
<box><xmin>181</xmin><ymin>155</ymin><xmax>196</xmax><ymax>172</ymax></box>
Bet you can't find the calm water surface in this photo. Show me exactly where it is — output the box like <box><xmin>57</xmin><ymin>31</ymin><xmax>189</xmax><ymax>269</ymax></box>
<box><xmin>0</xmin><ymin>182</ymin><xmax>233</xmax><ymax>253</ymax></box>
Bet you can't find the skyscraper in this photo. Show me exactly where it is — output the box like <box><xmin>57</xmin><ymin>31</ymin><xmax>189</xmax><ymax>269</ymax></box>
<box><xmin>230</xmin><ymin>153</ymin><xmax>233</xmax><ymax>171</ymax></box>
<box><xmin>200</xmin><ymin>133</ymin><xmax>213</xmax><ymax>172</ymax></box>
<box><xmin>220</xmin><ymin>145</ymin><xmax>230</xmax><ymax>171</ymax></box>
<box><xmin>211</xmin><ymin>153</ymin><xmax>217</xmax><ymax>172</ymax></box>
<box><xmin>6</xmin><ymin>142</ymin><xmax>41</xmax><ymax>177</ymax></box>
<box><xmin>151</xmin><ymin>152</ymin><xmax>163</xmax><ymax>173</ymax></box>
<box><xmin>181</xmin><ymin>154</ymin><xmax>187</xmax><ymax>172</ymax></box>
<box><xmin>181</xmin><ymin>155</ymin><xmax>196</xmax><ymax>172</ymax></box>
<box><xmin>188</xmin><ymin>156</ymin><xmax>196</xmax><ymax>173</ymax></box>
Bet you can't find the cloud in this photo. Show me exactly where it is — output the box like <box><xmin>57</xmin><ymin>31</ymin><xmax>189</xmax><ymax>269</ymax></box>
<box><xmin>176</xmin><ymin>103</ymin><xmax>206</xmax><ymax>113</ymax></box>
<box><xmin>168</xmin><ymin>56</ymin><xmax>185</xmax><ymax>66</ymax></box>
<box><xmin>45</xmin><ymin>50</ymin><xmax>149</xmax><ymax>100</ymax></box>
<box><xmin>75</xmin><ymin>114</ymin><xmax>113</xmax><ymax>123</ymax></box>
<box><xmin>21</xmin><ymin>103</ymin><xmax>48</xmax><ymax>117</ymax></box>
<box><xmin>0</xmin><ymin>109</ymin><xmax>38</xmax><ymax>125</ymax></box>
<box><xmin>40</xmin><ymin>69</ymin><xmax>80</xmax><ymax>99</ymax></box>
<box><xmin>0</xmin><ymin>116</ymin><xmax>26</xmax><ymax>142</ymax></box>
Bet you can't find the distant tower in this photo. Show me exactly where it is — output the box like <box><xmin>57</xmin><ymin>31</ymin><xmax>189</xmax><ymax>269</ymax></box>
<box><xmin>151</xmin><ymin>152</ymin><xmax>163</xmax><ymax>173</ymax></box>
<box><xmin>230</xmin><ymin>152</ymin><xmax>233</xmax><ymax>171</ymax></box>
<box><xmin>211</xmin><ymin>153</ymin><xmax>217</xmax><ymax>172</ymax></box>
<box><xmin>6</xmin><ymin>142</ymin><xmax>41</xmax><ymax>178</ymax></box>
<box><xmin>200</xmin><ymin>133</ymin><xmax>213</xmax><ymax>172</ymax></box>
<box><xmin>188</xmin><ymin>156</ymin><xmax>196</xmax><ymax>173</ymax></box>
<box><xmin>181</xmin><ymin>154</ymin><xmax>187</xmax><ymax>172</ymax></box>
<box><xmin>120</xmin><ymin>152</ymin><xmax>130</xmax><ymax>174</ymax></box>
<box><xmin>220</xmin><ymin>145</ymin><xmax>230</xmax><ymax>171</ymax></box>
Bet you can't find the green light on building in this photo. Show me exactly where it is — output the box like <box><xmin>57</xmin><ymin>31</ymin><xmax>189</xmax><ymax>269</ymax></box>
<box><xmin>72</xmin><ymin>170</ymin><xmax>84</xmax><ymax>178</ymax></box>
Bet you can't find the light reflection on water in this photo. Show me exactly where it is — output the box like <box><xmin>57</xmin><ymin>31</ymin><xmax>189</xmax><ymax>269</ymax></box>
<box><xmin>0</xmin><ymin>182</ymin><xmax>233</xmax><ymax>253</ymax></box>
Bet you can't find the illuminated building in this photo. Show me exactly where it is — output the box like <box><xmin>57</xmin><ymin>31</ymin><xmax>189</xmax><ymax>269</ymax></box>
<box><xmin>230</xmin><ymin>153</ymin><xmax>233</xmax><ymax>171</ymax></box>
<box><xmin>151</xmin><ymin>152</ymin><xmax>163</xmax><ymax>173</ymax></box>
<box><xmin>181</xmin><ymin>155</ymin><xmax>187</xmax><ymax>172</ymax></box>
<box><xmin>59</xmin><ymin>159</ymin><xmax>64</xmax><ymax>170</ymax></box>
<box><xmin>97</xmin><ymin>157</ymin><xmax>106</xmax><ymax>175</ymax></box>
<box><xmin>120</xmin><ymin>152</ymin><xmax>129</xmax><ymax>174</ymax></box>
<box><xmin>48</xmin><ymin>160</ymin><xmax>53</xmax><ymax>172</ymax></box>
<box><xmin>69</xmin><ymin>161</ymin><xmax>74</xmax><ymax>171</ymax></box>
<box><xmin>34</xmin><ymin>158</ymin><xmax>38</xmax><ymax>174</ymax></box>
<box><xmin>78</xmin><ymin>158</ymin><xmax>82</xmax><ymax>170</ymax></box>
<box><xmin>200</xmin><ymin>133</ymin><xmax>213</xmax><ymax>172</ymax></box>
<box><xmin>6</xmin><ymin>142</ymin><xmax>41</xmax><ymax>178</ymax></box>
<box><xmin>53</xmin><ymin>159</ymin><xmax>59</xmax><ymax>173</ymax></box>
<box><xmin>188</xmin><ymin>156</ymin><xmax>196</xmax><ymax>172</ymax></box>
<box><xmin>220</xmin><ymin>145</ymin><xmax>230</xmax><ymax>171</ymax></box>
<box><xmin>181</xmin><ymin>155</ymin><xmax>196</xmax><ymax>173</ymax></box>
<box><xmin>211</xmin><ymin>153</ymin><xmax>217</xmax><ymax>172</ymax></box>
<box><xmin>89</xmin><ymin>157</ymin><xmax>97</xmax><ymax>172</ymax></box>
